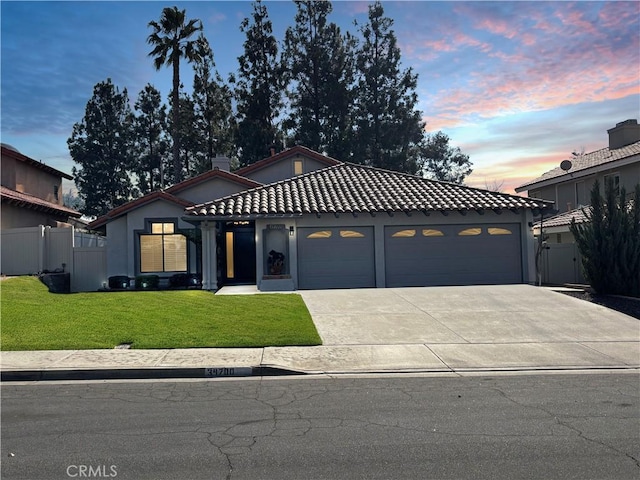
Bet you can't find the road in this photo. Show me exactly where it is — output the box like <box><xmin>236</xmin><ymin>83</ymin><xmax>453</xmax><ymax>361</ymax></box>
<box><xmin>2</xmin><ymin>373</ymin><xmax>639</xmax><ymax>479</ymax></box>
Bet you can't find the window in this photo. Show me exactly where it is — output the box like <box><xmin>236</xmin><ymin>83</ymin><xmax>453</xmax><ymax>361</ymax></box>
<box><xmin>140</xmin><ymin>222</ymin><xmax>187</xmax><ymax>273</ymax></box>
<box><xmin>392</xmin><ymin>229</ymin><xmax>416</xmax><ymax>238</ymax></box>
<box><xmin>53</xmin><ymin>185</ymin><xmax>59</xmax><ymax>202</ymax></box>
<box><xmin>422</xmin><ymin>229</ymin><xmax>444</xmax><ymax>237</ymax></box>
<box><xmin>294</xmin><ymin>160</ymin><xmax>303</xmax><ymax>175</ymax></box>
<box><xmin>603</xmin><ymin>173</ymin><xmax>620</xmax><ymax>196</ymax></box>
<box><xmin>307</xmin><ymin>230</ymin><xmax>332</xmax><ymax>239</ymax></box>
<box><xmin>458</xmin><ymin>227</ymin><xmax>482</xmax><ymax>236</ymax></box>
<box><xmin>340</xmin><ymin>230</ymin><xmax>364</xmax><ymax>238</ymax></box>
<box><xmin>488</xmin><ymin>227</ymin><xmax>512</xmax><ymax>235</ymax></box>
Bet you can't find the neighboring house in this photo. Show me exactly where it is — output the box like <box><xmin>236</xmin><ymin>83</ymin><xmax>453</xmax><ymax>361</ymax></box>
<box><xmin>90</xmin><ymin>145</ymin><xmax>550</xmax><ymax>291</ymax></box>
<box><xmin>1</xmin><ymin>144</ymin><xmax>81</xmax><ymax>228</ymax></box>
<box><xmin>515</xmin><ymin>119</ymin><xmax>640</xmax><ymax>284</ymax></box>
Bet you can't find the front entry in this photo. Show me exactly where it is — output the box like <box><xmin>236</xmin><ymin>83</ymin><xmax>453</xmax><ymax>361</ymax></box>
<box><xmin>221</xmin><ymin>221</ymin><xmax>256</xmax><ymax>285</ymax></box>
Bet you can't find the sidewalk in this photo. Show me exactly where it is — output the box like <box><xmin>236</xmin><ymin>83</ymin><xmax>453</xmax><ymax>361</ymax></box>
<box><xmin>2</xmin><ymin>340</ymin><xmax>638</xmax><ymax>381</ymax></box>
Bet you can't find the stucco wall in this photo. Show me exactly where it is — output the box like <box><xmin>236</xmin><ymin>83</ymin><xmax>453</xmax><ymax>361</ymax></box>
<box><xmin>178</xmin><ymin>177</ymin><xmax>251</xmax><ymax>205</ymax></box>
<box><xmin>242</xmin><ymin>155</ymin><xmax>332</xmax><ymax>184</ymax></box>
<box><xmin>2</xmin><ymin>156</ymin><xmax>64</xmax><ymax>205</ymax></box>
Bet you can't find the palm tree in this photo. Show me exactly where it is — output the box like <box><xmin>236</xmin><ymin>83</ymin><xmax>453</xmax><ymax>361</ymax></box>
<box><xmin>147</xmin><ymin>6</ymin><xmax>203</xmax><ymax>183</ymax></box>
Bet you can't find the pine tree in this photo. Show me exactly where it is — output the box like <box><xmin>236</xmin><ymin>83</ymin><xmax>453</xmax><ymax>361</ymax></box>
<box><xmin>420</xmin><ymin>131</ymin><xmax>473</xmax><ymax>184</ymax></box>
<box><xmin>234</xmin><ymin>0</ymin><xmax>285</xmax><ymax>166</ymax></box>
<box><xmin>570</xmin><ymin>179</ymin><xmax>640</xmax><ymax>297</ymax></box>
<box><xmin>352</xmin><ymin>1</ymin><xmax>424</xmax><ymax>173</ymax></box>
<box><xmin>133</xmin><ymin>84</ymin><xmax>169</xmax><ymax>193</ymax></box>
<box><xmin>68</xmin><ymin>79</ymin><xmax>135</xmax><ymax>217</ymax></box>
<box><xmin>283</xmin><ymin>0</ymin><xmax>355</xmax><ymax>158</ymax></box>
<box><xmin>192</xmin><ymin>38</ymin><xmax>236</xmax><ymax>175</ymax></box>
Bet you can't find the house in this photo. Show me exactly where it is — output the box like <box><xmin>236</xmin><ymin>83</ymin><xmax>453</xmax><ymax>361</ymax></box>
<box><xmin>90</xmin><ymin>145</ymin><xmax>550</xmax><ymax>292</ymax></box>
<box><xmin>515</xmin><ymin>119</ymin><xmax>640</xmax><ymax>284</ymax></box>
<box><xmin>88</xmin><ymin>156</ymin><xmax>261</xmax><ymax>285</ymax></box>
<box><xmin>1</xmin><ymin>144</ymin><xmax>81</xmax><ymax>228</ymax></box>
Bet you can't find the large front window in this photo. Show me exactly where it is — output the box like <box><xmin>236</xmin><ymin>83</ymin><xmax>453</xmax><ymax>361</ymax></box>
<box><xmin>140</xmin><ymin>222</ymin><xmax>187</xmax><ymax>273</ymax></box>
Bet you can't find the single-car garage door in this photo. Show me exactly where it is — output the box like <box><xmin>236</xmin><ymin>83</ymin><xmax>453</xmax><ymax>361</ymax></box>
<box><xmin>298</xmin><ymin>227</ymin><xmax>375</xmax><ymax>289</ymax></box>
<box><xmin>385</xmin><ymin>224</ymin><xmax>522</xmax><ymax>287</ymax></box>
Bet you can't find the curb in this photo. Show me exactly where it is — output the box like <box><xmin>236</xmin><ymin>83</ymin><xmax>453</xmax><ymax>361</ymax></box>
<box><xmin>0</xmin><ymin>365</ymin><xmax>306</xmax><ymax>382</ymax></box>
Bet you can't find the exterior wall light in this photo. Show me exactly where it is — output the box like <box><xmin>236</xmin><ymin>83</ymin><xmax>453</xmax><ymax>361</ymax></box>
<box><xmin>289</xmin><ymin>226</ymin><xmax>295</xmax><ymax>236</ymax></box>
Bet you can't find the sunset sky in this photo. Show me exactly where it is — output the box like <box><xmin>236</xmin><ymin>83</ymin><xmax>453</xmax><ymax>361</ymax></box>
<box><xmin>2</xmin><ymin>1</ymin><xmax>639</xmax><ymax>195</ymax></box>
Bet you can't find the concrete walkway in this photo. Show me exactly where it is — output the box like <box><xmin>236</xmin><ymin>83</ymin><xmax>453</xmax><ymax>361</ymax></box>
<box><xmin>2</xmin><ymin>285</ymin><xmax>638</xmax><ymax>381</ymax></box>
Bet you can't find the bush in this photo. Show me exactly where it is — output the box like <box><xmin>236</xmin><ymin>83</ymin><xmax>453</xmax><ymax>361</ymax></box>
<box><xmin>570</xmin><ymin>180</ymin><xmax>640</xmax><ymax>297</ymax></box>
<box><xmin>135</xmin><ymin>275</ymin><xmax>159</xmax><ymax>290</ymax></box>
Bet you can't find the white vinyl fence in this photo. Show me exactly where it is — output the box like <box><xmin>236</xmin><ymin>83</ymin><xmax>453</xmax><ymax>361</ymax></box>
<box><xmin>1</xmin><ymin>226</ymin><xmax>106</xmax><ymax>292</ymax></box>
<box><xmin>541</xmin><ymin>243</ymin><xmax>587</xmax><ymax>285</ymax></box>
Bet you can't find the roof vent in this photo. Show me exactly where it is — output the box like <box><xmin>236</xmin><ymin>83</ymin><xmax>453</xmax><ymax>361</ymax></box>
<box><xmin>607</xmin><ymin>119</ymin><xmax>640</xmax><ymax>150</ymax></box>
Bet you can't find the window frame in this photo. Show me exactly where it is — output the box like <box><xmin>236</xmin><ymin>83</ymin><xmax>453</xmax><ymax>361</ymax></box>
<box><xmin>136</xmin><ymin>218</ymin><xmax>189</xmax><ymax>275</ymax></box>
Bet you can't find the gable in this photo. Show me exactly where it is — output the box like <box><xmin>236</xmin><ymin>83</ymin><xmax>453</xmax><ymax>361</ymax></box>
<box><xmin>234</xmin><ymin>146</ymin><xmax>341</xmax><ymax>184</ymax></box>
<box><xmin>169</xmin><ymin>175</ymin><xmax>259</xmax><ymax>205</ymax></box>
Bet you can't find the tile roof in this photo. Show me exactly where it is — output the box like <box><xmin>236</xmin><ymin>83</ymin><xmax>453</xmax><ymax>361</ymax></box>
<box><xmin>88</xmin><ymin>191</ymin><xmax>194</xmax><ymax>229</ymax></box>
<box><xmin>186</xmin><ymin>163</ymin><xmax>552</xmax><ymax>218</ymax></box>
<box><xmin>1</xmin><ymin>185</ymin><xmax>82</xmax><ymax>217</ymax></box>
<box><xmin>234</xmin><ymin>145</ymin><xmax>341</xmax><ymax>176</ymax></box>
<box><xmin>534</xmin><ymin>207</ymin><xmax>590</xmax><ymax>230</ymax></box>
<box><xmin>515</xmin><ymin>141</ymin><xmax>640</xmax><ymax>191</ymax></box>
<box><xmin>1</xmin><ymin>146</ymin><xmax>74</xmax><ymax>180</ymax></box>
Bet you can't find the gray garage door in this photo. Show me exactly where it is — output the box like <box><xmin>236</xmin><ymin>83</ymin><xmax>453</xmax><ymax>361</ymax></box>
<box><xmin>385</xmin><ymin>224</ymin><xmax>522</xmax><ymax>287</ymax></box>
<box><xmin>298</xmin><ymin>227</ymin><xmax>375</xmax><ymax>289</ymax></box>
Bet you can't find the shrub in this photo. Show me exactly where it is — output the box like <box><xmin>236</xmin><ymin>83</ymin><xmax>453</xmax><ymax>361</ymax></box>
<box><xmin>570</xmin><ymin>180</ymin><xmax>640</xmax><ymax>297</ymax></box>
<box><xmin>135</xmin><ymin>275</ymin><xmax>159</xmax><ymax>290</ymax></box>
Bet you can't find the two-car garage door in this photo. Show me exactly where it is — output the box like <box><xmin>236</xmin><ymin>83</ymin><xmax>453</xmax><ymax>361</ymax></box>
<box><xmin>385</xmin><ymin>224</ymin><xmax>522</xmax><ymax>287</ymax></box>
<box><xmin>297</xmin><ymin>224</ymin><xmax>523</xmax><ymax>289</ymax></box>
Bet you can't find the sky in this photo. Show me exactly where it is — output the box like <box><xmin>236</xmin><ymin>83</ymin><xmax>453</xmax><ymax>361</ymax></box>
<box><xmin>1</xmin><ymin>0</ymin><xmax>639</xmax><ymax>196</ymax></box>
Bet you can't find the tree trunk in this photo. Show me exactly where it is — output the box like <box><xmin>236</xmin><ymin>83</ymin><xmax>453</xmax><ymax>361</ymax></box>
<box><xmin>172</xmin><ymin>55</ymin><xmax>181</xmax><ymax>183</ymax></box>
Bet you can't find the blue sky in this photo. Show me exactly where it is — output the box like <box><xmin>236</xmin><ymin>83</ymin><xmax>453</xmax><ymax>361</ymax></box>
<box><xmin>2</xmin><ymin>1</ymin><xmax>639</xmax><ymax>194</ymax></box>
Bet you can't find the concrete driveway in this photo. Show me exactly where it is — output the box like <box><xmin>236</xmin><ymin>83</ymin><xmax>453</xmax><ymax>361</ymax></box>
<box><xmin>264</xmin><ymin>284</ymin><xmax>640</xmax><ymax>373</ymax></box>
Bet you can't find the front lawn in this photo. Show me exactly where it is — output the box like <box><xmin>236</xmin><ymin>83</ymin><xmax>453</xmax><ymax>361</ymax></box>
<box><xmin>0</xmin><ymin>276</ymin><xmax>322</xmax><ymax>350</ymax></box>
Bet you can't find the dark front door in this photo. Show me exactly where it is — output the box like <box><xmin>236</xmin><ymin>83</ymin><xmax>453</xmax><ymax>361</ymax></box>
<box><xmin>222</xmin><ymin>222</ymin><xmax>256</xmax><ymax>285</ymax></box>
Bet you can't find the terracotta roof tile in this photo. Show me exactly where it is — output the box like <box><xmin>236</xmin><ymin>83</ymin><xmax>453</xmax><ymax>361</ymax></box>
<box><xmin>186</xmin><ymin>163</ymin><xmax>552</xmax><ymax>218</ymax></box>
<box><xmin>1</xmin><ymin>185</ymin><xmax>81</xmax><ymax>217</ymax></box>
<box><xmin>534</xmin><ymin>207</ymin><xmax>590</xmax><ymax>229</ymax></box>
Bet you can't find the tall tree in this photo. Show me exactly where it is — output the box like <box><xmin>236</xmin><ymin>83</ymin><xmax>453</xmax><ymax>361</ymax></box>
<box><xmin>147</xmin><ymin>6</ymin><xmax>203</xmax><ymax>183</ymax></box>
<box><xmin>420</xmin><ymin>131</ymin><xmax>473</xmax><ymax>184</ymax></box>
<box><xmin>353</xmin><ymin>1</ymin><xmax>424</xmax><ymax>173</ymax></box>
<box><xmin>283</xmin><ymin>0</ymin><xmax>355</xmax><ymax>158</ymax></box>
<box><xmin>234</xmin><ymin>0</ymin><xmax>285</xmax><ymax>166</ymax></box>
<box><xmin>133</xmin><ymin>84</ymin><xmax>169</xmax><ymax>193</ymax></box>
<box><xmin>68</xmin><ymin>79</ymin><xmax>135</xmax><ymax>217</ymax></box>
<box><xmin>192</xmin><ymin>38</ymin><xmax>236</xmax><ymax>175</ymax></box>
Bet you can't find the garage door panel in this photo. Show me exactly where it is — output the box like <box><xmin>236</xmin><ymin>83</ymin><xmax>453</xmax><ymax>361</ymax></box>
<box><xmin>298</xmin><ymin>227</ymin><xmax>375</xmax><ymax>289</ymax></box>
<box><xmin>385</xmin><ymin>224</ymin><xmax>522</xmax><ymax>287</ymax></box>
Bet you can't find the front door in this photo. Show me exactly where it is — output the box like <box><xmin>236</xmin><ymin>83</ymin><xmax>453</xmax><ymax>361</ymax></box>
<box><xmin>222</xmin><ymin>222</ymin><xmax>256</xmax><ymax>285</ymax></box>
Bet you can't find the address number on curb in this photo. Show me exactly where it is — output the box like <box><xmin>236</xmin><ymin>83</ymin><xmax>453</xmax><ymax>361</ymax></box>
<box><xmin>205</xmin><ymin>367</ymin><xmax>252</xmax><ymax>377</ymax></box>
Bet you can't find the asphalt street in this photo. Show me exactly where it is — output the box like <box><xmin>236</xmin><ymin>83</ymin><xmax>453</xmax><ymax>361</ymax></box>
<box><xmin>2</xmin><ymin>372</ymin><xmax>639</xmax><ymax>480</ymax></box>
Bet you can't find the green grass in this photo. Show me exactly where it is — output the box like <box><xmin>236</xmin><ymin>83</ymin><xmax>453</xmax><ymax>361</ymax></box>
<box><xmin>0</xmin><ymin>276</ymin><xmax>322</xmax><ymax>350</ymax></box>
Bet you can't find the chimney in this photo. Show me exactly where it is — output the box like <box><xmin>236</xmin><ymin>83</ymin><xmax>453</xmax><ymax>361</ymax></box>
<box><xmin>211</xmin><ymin>154</ymin><xmax>230</xmax><ymax>172</ymax></box>
<box><xmin>608</xmin><ymin>119</ymin><xmax>640</xmax><ymax>150</ymax></box>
